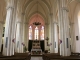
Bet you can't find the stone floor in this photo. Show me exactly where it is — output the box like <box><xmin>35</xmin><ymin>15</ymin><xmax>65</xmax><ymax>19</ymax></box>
<box><xmin>31</xmin><ymin>57</ymin><xmax>43</xmax><ymax>60</ymax></box>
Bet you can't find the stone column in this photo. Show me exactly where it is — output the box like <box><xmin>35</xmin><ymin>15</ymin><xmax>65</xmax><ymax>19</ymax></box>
<box><xmin>22</xmin><ymin>22</ymin><xmax>26</xmax><ymax>52</ymax></box>
<box><xmin>32</xmin><ymin>27</ymin><xmax>34</xmax><ymax>40</ymax></box>
<box><xmin>57</xmin><ymin>0</ymin><xmax>64</xmax><ymax>56</ymax></box>
<box><xmin>39</xmin><ymin>27</ymin><xmax>40</xmax><ymax>40</ymax></box>
<box><xmin>45</xmin><ymin>23</ymin><xmax>49</xmax><ymax>50</ymax></box>
<box><xmin>16</xmin><ymin>13</ymin><xmax>25</xmax><ymax>53</ymax></box>
<box><xmin>57</xmin><ymin>0</ymin><xmax>71</xmax><ymax>56</ymax></box>
<box><xmin>62</xmin><ymin>1</ymin><xmax>70</xmax><ymax>56</ymax></box>
<box><xmin>22</xmin><ymin>13</ymin><xmax>25</xmax><ymax>53</ymax></box>
<box><xmin>0</xmin><ymin>21</ymin><xmax>4</xmax><ymax>52</ymax></box>
<box><xmin>49</xmin><ymin>13</ymin><xmax>55</xmax><ymax>53</ymax></box>
<box><xmin>10</xmin><ymin>0</ymin><xmax>17</xmax><ymax>55</ymax></box>
<box><xmin>3</xmin><ymin>0</ymin><xmax>17</xmax><ymax>56</ymax></box>
<box><xmin>53</xmin><ymin>22</ymin><xmax>58</xmax><ymax>53</ymax></box>
<box><xmin>25</xmin><ymin>23</ymin><xmax>29</xmax><ymax>50</ymax></box>
<box><xmin>70</xmin><ymin>23</ymin><xmax>75</xmax><ymax>52</ymax></box>
<box><xmin>16</xmin><ymin>22</ymin><xmax>23</xmax><ymax>53</ymax></box>
<box><xmin>3</xmin><ymin>6</ymin><xmax>14</xmax><ymax>56</ymax></box>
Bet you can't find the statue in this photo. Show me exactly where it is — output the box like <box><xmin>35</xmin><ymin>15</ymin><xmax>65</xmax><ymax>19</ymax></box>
<box><xmin>45</xmin><ymin>37</ymin><xmax>49</xmax><ymax>46</ymax></box>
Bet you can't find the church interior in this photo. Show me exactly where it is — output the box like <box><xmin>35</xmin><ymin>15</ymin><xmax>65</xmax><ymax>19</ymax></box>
<box><xmin>0</xmin><ymin>0</ymin><xmax>80</xmax><ymax>60</ymax></box>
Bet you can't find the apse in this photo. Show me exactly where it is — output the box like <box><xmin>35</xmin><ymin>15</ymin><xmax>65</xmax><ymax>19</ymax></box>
<box><xmin>29</xmin><ymin>14</ymin><xmax>45</xmax><ymax>40</ymax></box>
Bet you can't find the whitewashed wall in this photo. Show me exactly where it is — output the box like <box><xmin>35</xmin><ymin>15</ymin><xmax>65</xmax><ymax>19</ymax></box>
<box><xmin>74</xmin><ymin>3</ymin><xmax>80</xmax><ymax>53</ymax></box>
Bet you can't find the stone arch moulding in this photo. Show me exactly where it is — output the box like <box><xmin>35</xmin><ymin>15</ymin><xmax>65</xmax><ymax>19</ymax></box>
<box><xmin>22</xmin><ymin>0</ymin><xmax>51</xmax><ymax>14</ymax></box>
<box><xmin>28</xmin><ymin>14</ymin><xmax>45</xmax><ymax>25</ymax></box>
<box><xmin>26</xmin><ymin>12</ymin><xmax>48</xmax><ymax>24</ymax></box>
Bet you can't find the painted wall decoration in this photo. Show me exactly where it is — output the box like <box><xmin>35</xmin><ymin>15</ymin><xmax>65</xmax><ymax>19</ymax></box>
<box><xmin>55</xmin><ymin>42</ymin><xmax>56</xmax><ymax>48</ymax></box>
<box><xmin>17</xmin><ymin>41</ymin><xmax>19</xmax><ymax>48</ymax></box>
<box><xmin>2</xmin><ymin>27</ymin><xmax>5</xmax><ymax>37</ymax></box>
<box><xmin>76</xmin><ymin>36</ymin><xmax>78</xmax><ymax>40</ymax></box>
<box><xmin>66</xmin><ymin>38</ymin><xmax>68</xmax><ymax>48</ymax></box>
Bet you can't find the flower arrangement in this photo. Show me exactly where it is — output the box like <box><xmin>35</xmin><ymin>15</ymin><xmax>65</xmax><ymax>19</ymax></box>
<box><xmin>59</xmin><ymin>39</ymin><xmax>62</xmax><ymax>44</ymax></box>
<box><xmin>12</xmin><ymin>38</ymin><xmax>15</xmax><ymax>43</ymax></box>
<box><xmin>22</xmin><ymin>43</ymin><xmax>25</xmax><ymax>46</ymax></box>
<box><xmin>24</xmin><ymin>46</ymin><xmax>27</xmax><ymax>52</ymax></box>
<box><xmin>47</xmin><ymin>43</ymin><xmax>52</xmax><ymax>46</ymax></box>
<box><xmin>22</xmin><ymin>43</ymin><xmax>27</xmax><ymax>52</ymax></box>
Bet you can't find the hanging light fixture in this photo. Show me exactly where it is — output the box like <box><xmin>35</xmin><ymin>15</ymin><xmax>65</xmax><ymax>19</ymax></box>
<box><xmin>33</xmin><ymin>1</ymin><xmax>41</xmax><ymax>26</ymax></box>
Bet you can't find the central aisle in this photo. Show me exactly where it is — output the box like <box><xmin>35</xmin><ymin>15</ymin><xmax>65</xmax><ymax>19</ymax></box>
<box><xmin>31</xmin><ymin>57</ymin><xmax>43</xmax><ymax>60</ymax></box>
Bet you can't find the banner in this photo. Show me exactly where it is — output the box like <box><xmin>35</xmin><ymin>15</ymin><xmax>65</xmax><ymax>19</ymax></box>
<box><xmin>5</xmin><ymin>37</ymin><xmax>8</xmax><ymax>48</ymax></box>
<box><xmin>17</xmin><ymin>41</ymin><xmax>19</xmax><ymax>48</ymax></box>
<box><xmin>66</xmin><ymin>38</ymin><xmax>68</xmax><ymax>48</ymax></box>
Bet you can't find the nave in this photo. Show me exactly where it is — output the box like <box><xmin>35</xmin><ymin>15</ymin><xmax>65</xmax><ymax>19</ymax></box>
<box><xmin>1</xmin><ymin>0</ymin><xmax>80</xmax><ymax>60</ymax></box>
<box><xmin>0</xmin><ymin>52</ymin><xmax>80</xmax><ymax>60</ymax></box>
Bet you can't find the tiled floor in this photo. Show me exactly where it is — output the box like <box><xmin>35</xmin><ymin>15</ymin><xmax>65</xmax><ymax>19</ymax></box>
<box><xmin>31</xmin><ymin>57</ymin><xmax>43</xmax><ymax>60</ymax></box>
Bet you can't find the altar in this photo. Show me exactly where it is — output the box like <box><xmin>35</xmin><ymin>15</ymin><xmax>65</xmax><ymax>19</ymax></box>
<box><xmin>28</xmin><ymin>40</ymin><xmax>44</xmax><ymax>52</ymax></box>
<box><xmin>31</xmin><ymin>49</ymin><xmax>42</xmax><ymax>55</ymax></box>
<box><xmin>31</xmin><ymin>40</ymin><xmax>43</xmax><ymax>55</ymax></box>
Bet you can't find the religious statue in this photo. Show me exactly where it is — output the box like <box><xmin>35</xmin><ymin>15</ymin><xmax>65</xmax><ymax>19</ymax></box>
<box><xmin>45</xmin><ymin>37</ymin><xmax>49</xmax><ymax>46</ymax></box>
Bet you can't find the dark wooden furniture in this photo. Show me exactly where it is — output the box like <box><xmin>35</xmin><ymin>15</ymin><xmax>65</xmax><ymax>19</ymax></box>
<box><xmin>43</xmin><ymin>53</ymin><xmax>80</xmax><ymax>60</ymax></box>
<box><xmin>28</xmin><ymin>40</ymin><xmax>44</xmax><ymax>52</ymax></box>
<box><xmin>0</xmin><ymin>53</ymin><xmax>31</xmax><ymax>60</ymax></box>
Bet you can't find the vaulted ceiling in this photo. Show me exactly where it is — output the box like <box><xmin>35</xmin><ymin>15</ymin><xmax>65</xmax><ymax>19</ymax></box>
<box><xmin>0</xmin><ymin>0</ymin><xmax>6</xmax><ymax>22</ymax></box>
<box><xmin>0</xmin><ymin>0</ymin><xmax>80</xmax><ymax>23</ymax></box>
<box><xmin>17</xmin><ymin>0</ymin><xmax>56</xmax><ymax>23</ymax></box>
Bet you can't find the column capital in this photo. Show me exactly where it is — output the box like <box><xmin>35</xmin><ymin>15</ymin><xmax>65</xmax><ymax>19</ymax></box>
<box><xmin>6</xmin><ymin>6</ymin><xmax>14</xmax><ymax>10</ymax></box>
<box><xmin>24</xmin><ymin>22</ymin><xmax>29</xmax><ymax>24</ymax></box>
<box><xmin>53</xmin><ymin>22</ymin><xmax>58</xmax><ymax>24</ymax></box>
<box><xmin>50</xmin><ymin>13</ymin><xmax>53</xmax><ymax>16</ymax></box>
<box><xmin>45</xmin><ymin>23</ymin><xmax>49</xmax><ymax>25</ymax></box>
<box><xmin>70</xmin><ymin>22</ymin><xmax>74</xmax><ymax>25</ymax></box>
<box><xmin>62</xmin><ymin>7</ymin><xmax>69</xmax><ymax>12</ymax></box>
<box><xmin>0</xmin><ymin>21</ymin><xmax>4</xmax><ymax>24</ymax></box>
<box><xmin>16</xmin><ymin>21</ymin><xmax>22</xmax><ymax>24</ymax></box>
<box><xmin>22</xmin><ymin>13</ymin><xmax>25</xmax><ymax>16</ymax></box>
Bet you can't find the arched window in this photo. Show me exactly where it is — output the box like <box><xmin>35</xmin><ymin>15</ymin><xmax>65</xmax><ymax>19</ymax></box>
<box><xmin>78</xmin><ymin>11</ymin><xmax>80</xmax><ymax>31</ymax></box>
<box><xmin>40</xmin><ymin>26</ymin><xmax>44</xmax><ymax>40</ymax></box>
<box><xmin>34</xmin><ymin>27</ymin><xmax>39</xmax><ymax>40</ymax></box>
<box><xmin>29</xmin><ymin>14</ymin><xmax>45</xmax><ymax>40</ymax></box>
<box><xmin>29</xmin><ymin>26</ymin><xmax>32</xmax><ymax>40</ymax></box>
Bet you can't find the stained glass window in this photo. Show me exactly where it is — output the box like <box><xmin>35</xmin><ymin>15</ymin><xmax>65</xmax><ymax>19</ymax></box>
<box><xmin>29</xmin><ymin>26</ymin><xmax>32</xmax><ymax>39</ymax></box>
<box><xmin>40</xmin><ymin>26</ymin><xmax>44</xmax><ymax>40</ymax></box>
<box><xmin>35</xmin><ymin>27</ymin><xmax>39</xmax><ymax>40</ymax></box>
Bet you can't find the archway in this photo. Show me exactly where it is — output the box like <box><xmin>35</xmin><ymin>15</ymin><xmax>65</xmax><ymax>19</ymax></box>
<box><xmin>28</xmin><ymin>14</ymin><xmax>45</xmax><ymax>52</ymax></box>
<box><xmin>29</xmin><ymin>14</ymin><xmax>45</xmax><ymax>40</ymax></box>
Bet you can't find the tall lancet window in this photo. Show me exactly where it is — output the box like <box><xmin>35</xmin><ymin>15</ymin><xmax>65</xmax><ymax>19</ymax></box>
<box><xmin>35</xmin><ymin>27</ymin><xmax>39</xmax><ymax>40</ymax></box>
<box><xmin>29</xmin><ymin>26</ymin><xmax>32</xmax><ymax>40</ymax></box>
<box><xmin>40</xmin><ymin>26</ymin><xmax>44</xmax><ymax>40</ymax></box>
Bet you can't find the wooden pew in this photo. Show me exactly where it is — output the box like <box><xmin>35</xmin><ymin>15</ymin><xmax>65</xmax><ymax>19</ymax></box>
<box><xmin>14</xmin><ymin>53</ymin><xmax>31</xmax><ymax>60</ymax></box>
<box><xmin>0</xmin><ymin>57</ymin><xmax>26</xmax><ymax>60</ymax></box>
<box><xmin>63</xmin><ymin>56</ymin><xmax>80</xmax><ymax>60</ymax></box>
<box><xmin>43</xmin><ymin>53</ymin><xmax>80</xmax><ymax>60</ymax></box>
<box><xmin>71</xmin><ymin>52</ymin><xmax>80</xmax><ymax>56</ymax></box>
<box><xmin>0</xmin><ymin>53</ymin><xmax>31</xmax><ymax>60</ymax></box>
<box><xmin>43</xmin><ymin>53</ymin><xmax>62</xmax><ymax>60</ymax></box>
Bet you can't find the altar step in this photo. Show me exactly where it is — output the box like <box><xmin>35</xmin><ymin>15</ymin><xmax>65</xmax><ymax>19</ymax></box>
<box><xmin>31</xmin><ymin>57</ymin><xmax>43</xmax><ymax>60</ymax></box>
